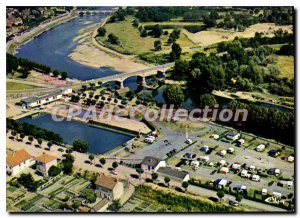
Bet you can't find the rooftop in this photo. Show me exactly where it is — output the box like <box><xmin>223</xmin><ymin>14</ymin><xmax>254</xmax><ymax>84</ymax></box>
<box><xmin>95</xmin><ymin>173</ymin><xmax>118</xmax><ymax>190</ymax></box>
<box><xmin>6</xmin><ymin>149</ymin><xmax>32</xmax><ymax>167</ymax></box>
<box><xmin>35</xmin><ymin>153</ymin><xmax>57</xmax><ymax>164</ymax></box>
<box><xmin>21</xmin><ymin>89</ymin><xmax>66</xmax><ymax>103</ymax></box>
<box><xmin>157</xmin><ymin>167</ymin><xmax>189</xmax><ymax>180</ymax></box>
<box><xmin>141</xmin><ymin>156</ymin><xmax>164</xmax><ymax>168</ymax></box>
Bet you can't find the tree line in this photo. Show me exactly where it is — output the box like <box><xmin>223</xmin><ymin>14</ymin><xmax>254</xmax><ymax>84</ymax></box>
<box><xmin>7</xmin><ymin>118</ymin><xmax>63</xmax><ymax>144</ymax></box>
<box><xmin>7</xmin><ymin>53</ymin><xmax>68</xmax><ymax>79</ymax></box>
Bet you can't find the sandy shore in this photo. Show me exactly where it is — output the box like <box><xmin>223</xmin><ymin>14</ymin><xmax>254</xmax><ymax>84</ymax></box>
<box><xmin>69</xmin><ymin>17</ymin><xmax>152</xmax><ymax>73</ymax></box>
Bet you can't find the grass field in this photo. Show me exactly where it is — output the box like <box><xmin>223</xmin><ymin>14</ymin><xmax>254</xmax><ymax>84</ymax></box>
<box><xmin>6</xmin><ymin>82</ymin><xmax>39</xmax><ymax>90</ymax></box>
<box><xmin>276</xmin><ymin>55</ymin><xmax>294</xmax><ymax>79</ymax></box>
<box><xmin>96</xmin><ymin>16</ymin><xmax>196</xmax><ymax>55</ymax></box>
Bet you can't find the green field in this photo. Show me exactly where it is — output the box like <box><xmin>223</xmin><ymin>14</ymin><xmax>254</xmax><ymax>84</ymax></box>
<box><xmin>6</xmin><ymin>82</ymin><xmax>39</xmax><ymax>90</ymax></box>
<box><xmin>276</xmin><ymin>55</ymin><xmax>294</xmax><ymax>79</ymax></box>
<box><xmin>96</xmin><ymin>16</ymin><xmax>196</xmax><ymax>55</ymax></box>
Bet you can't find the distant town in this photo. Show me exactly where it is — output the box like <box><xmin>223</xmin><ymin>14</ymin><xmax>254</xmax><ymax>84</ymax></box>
<box><xmin>6</xmin><ymin>6</ymin><xmax>294</xmax><ymax>213</ymax></box>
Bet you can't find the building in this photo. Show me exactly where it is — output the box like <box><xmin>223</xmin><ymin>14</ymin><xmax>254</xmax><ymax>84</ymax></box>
<box><xmin>21</xmin><ymin>88</ymin><xmax>72</xmax><ymax>109</ymax></box>
<box><xmin>226</xmin><ymin>131</ymin><xmax>240</xmax><ymax>141</ymax></box>
<box><xmin>157</xmin><ymin>167</ymin><xmax>190</xmax><ymax>182</ymax></box>
<box><xmin>35</xmin><ymin>153</ymin><xmax>57</xmax><ymax>176</ymax></box>
<box><xmin>141</xmin><ymin>156</ymin><xmax>166</xmax><ymax>172</ymax></box>
<box><xmin>94</xmin><ymin>174</ymin><xmax>124</xmax><ymax>200</ymax></box>
<box><xmin>6</xmin><ymin>149</ymin><xmax>34</xmax><ymax>176</ymax></box>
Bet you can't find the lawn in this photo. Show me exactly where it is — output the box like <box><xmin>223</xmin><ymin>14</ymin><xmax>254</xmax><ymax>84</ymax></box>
<box><xmin>276</xmin><ymin>55</ymin><xmax>294</xmax><ymax>79</ymax></box>
<box><xmin>96</xmin><ymin>16</ymin><xmax>196</xmax><ymax>55</ymax></box>
<box><xmin>6</xmin><ymin>82</ymin><xmax>39</xmax><ymax>90</ymax></box>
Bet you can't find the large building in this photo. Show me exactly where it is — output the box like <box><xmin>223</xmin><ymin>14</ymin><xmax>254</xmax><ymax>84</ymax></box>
<box><xmin>157</xmin><ymin>167</ymin><xmax>190</xmax><ymax>182</ymax></box>
<box><xmin>35</xmin><ymin>153</ymin><xmax>57</xmax><ymax>176</ymax></box>
<box><xmin>94</xmin><ymin>174</ymin><xmax>124</xmax><ymax>200</ymax></box>
<box><xmin>141</xmin><ymin>156</ymin><xmax>166</xmax><ymax>172</ymax></box>
<box><xmin>21</xmin><ymin>88</ymin><xmax>72</xmax><ymax>109</ymax></box>
<box><xmin>6</xmin><ymin>149</ymin><xmax>34</xmax><ymax>176</ymax></box>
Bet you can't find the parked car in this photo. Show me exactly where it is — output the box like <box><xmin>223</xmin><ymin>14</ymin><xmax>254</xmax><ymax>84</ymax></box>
<box><xmin>229</xmin><ymin>200</ymin><xmax>239</xmax><ymax>206</ymax></box>
<box><xmin>185</xmin><ymin>139</ymin><xmax>193</xmax><ymax>144</ymax></box>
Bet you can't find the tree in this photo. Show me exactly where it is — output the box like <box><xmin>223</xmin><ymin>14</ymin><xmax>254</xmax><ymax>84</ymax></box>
<box><xmin>135</xmin><ymin>168</ymin><xmax>144</xmax><ymax>179</ymax></box>
<box><xmin>47</xmin><ymin>141</ymin><xmax>53</xmax><ymax>150</ymax></box>
<box><xmin>217</xmin><ymin>190</ymin><xmax>225</xmax><ymax>201</ymax></box>
<box><xmin>28</xmin><ymin>136</ymin><xmax>34</xmax><ymax>144</ymax></box>
<box><xmin>80</xmin><ymin>189</ymin><xmax>96</xmax><ymax>203</ymax></box>
<box><xmin>182</xmin><ymin>181</ymin><xmax>189</xmax><ymax>192</ymax></box>
<box><xmin>108</xmin><ymin>199</ymin><xmax>121</xmax><ymax>211</ymax></box>
<box><xmin>52</xmin><ymin>70</ymin><xmax>60</xmax><ymax>77</ymax></box>
<box><xmin>140</xmin><ymin>29</ymin><xmax>147</xmax><ymax>37</ymax></box>
<box><xmin>11</xmin><ymin>130</ymin><xmax>17</xmax><ymax>139</ymax></box>
<box><xmin>112</xmin><ymin>161</ymin><xmax>118</xmax><ymax>169</ymax></box>
<box><xmin>235</xmin><ymin>194</ymin><xmax>243</xmax><ymax>202</ymax></box>
<box><xmin>73</xmin><ymin>139</ymin><xmax>89</xmax><ymax>153</ymax></box>
<box><xmin>164</xmin><ymin>177</ymin><xmax>170</xmax><ymax>187</ymax></box>
<box><xmin>37</xmin><ymin>138</ymin><xmax>43</xmax><ymax>147</ymax></box>
<box><xmin>48</xmin><ymin>165</ymin><xmax>62</xmax><ymax>177</ymax></box>
<box><xmin>17</xmin><ymin>173</ymin><xmax>40</xmax><ymax>192</ymax></box>
<box><xmin>100</xmin><ymin>158</ymin><xmax>106</xmax><ymax>165</ymax></box>
<box><xmin>154</xmin><ymin>40</ymin><xmax>162</xmax><ymax>51</ymax></box>
<box><xmin>199</xmin><ymin>94</ymin><xmax>217</xmax><ymax>108</ymax></box>
<box><xmin>60</xmin><ymin>71</ymin><xmax>68</xmax><ymax>80</ymax></box>
<box><xmin>152</xmin><ymin>24</ymin><xmax>163</xmax><ymax>38</ymax></box>
<box><xmin>164</xmin><ymin>84</ymin><xmax>185</xmax><ymax>107</ymax></box>
<box><xmin>19</xmin><ymin>133</ymin><xmax>25</xmax><ymax>141</ymax></box>
<box><xmin>97</xmin><ymin>27</ymin><xmax>106</xmax><ymax>37</ymax></box>
<box><xmin>89</xmin><ymin>154</ymin><xmax>95</xmax><ymax>165</ymax></box>
<box><xmin>107</xmin><ymin>33</ymin><xmax>120</xmax><ymax>45</ymax></box>
<box><xmin>62</xmin><ymin>154</ymin><xmax>74</xmax><ymax>175</ymax></box>
<box><xmin>169</xmin><ymin>43</ymin><xmax>182</xmax><ymax>61</ymax></box>
<box><xmin>168</xmin><ymin>29</ymin><xmax>181</xmax><ymax>44</ymax></box>
<box><xmin>132</xmin><ymin>19</ymin><xmax>139</xmax><ymax>27</ymax></box>
<box><xmin>151</xmin><ymin>172</ymin><xmax>158</xmax><ymax>183</ymax></box>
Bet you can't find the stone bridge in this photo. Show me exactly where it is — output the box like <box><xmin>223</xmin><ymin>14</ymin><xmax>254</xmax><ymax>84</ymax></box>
<box><xmin>88</xmin><ymin>62</ymin><xmax>174</xmax><ymax>88</ymax></box>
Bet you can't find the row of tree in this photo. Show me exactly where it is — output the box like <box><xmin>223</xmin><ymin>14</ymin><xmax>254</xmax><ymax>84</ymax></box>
<box><xmin>7</xmin><ymin>53</ymin><xmax>68</xmax><ymax>79</ymax></box>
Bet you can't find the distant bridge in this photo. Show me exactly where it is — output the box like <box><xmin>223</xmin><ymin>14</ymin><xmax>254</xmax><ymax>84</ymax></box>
<box><xmin>76</xmin><ymin>10</ymin><xmax>114</xmax><ymax>15</ymax></box>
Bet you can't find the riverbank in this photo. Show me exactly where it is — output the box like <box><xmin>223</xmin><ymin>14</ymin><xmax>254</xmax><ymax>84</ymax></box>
<box><xmin>7</xmin><ymin>13</ymin><xmax>78</xmax><ymax>54</ymax></box>
<box><xmin>68</xmin><ymin>15</ymin><xmax>153</xmax><ymax>73</ymax></box>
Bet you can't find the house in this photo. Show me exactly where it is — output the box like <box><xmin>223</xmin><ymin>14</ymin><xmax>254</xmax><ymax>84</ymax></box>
<box><xmin>200</xmin><ymin>145</ymin><xmax>209</xmax><ymax>153</ymax></box>
<box><xmin>220</xmin><ymin>167</ymin><xmax>229</xmax><ymax>174</ymax></box>
<box><xmin>252</xmin><ymin>175</ymin><xmax>260</xmax><ymax>182</ymax></box>
<box><xmin>94</xmin><ymin>174</ymin><xmax>124</xmax><ymax>200</ymax></box>
<box><xmin>141</xmin><ymin>156</ymin><xmax>166</xmax><ymax>172</ymax></box>
<box><xmin>227</xmin><ymin>147</ymin><xmax>234</xmax><ymax>154</ymax></box>
<box><xmin>268</xmin><ymin>149</ymin><xmax>280</xmax><ymax>157</ymax></box>
<box><xmin>255</xmin><ymin>144</ymin><xmax>265</xmax><ymax>152</ymax></box>
<box><xmin>21</xmin><ymin>88</ymin><xmax>72</xmax><ymax>109</ymax></box>
<box><xmin>157</xmin><ymin>167</ymin><xmax>189</xmax><ymax>182</ymax></box>
<box><xmin>6</xmin><ymin>149</ymin><xmax>34</xmax><ymax>176</ymax></box>
<box><xmin>219</xmin><ymin>150</ymin><xmax>227</xmax><ymax>156</ymax></box>
<box><xmin>215</xmin><ymin>179</ymin><xmax>227</xmax><ymax>188</ymax></box>
<box><xmin>35</xmin><ymin>153</ymin><xmax>57</xmax><ymax>176</ymax></box>
<box><xmin>226</xmin><ymin>131</ymin><xmax>240</xmax><ymax>141</ymax></box>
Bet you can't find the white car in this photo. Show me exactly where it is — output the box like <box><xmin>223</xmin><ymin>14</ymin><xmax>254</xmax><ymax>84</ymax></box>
<box><xmin>185</xmin><ymin>139</ymin><xmax>193</xmax><ymax>144</ymax></box>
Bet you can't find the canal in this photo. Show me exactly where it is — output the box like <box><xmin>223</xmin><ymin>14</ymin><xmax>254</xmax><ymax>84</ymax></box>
<box><xmin>19</xmin><ymin>114</ymin><xmax>133</xmax><ymax>154</ymax></box>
